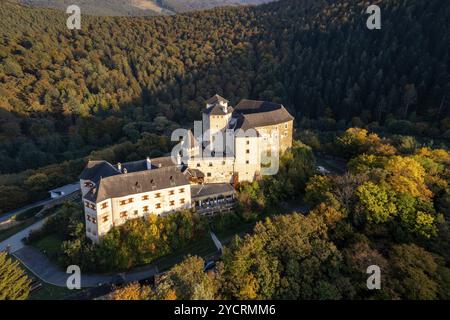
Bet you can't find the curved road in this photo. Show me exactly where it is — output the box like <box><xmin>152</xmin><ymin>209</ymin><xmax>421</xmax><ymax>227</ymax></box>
<box><xmin>0</xmin><ymin>198</ymin><xmax>53</xmax><ymax>223</ymax></box>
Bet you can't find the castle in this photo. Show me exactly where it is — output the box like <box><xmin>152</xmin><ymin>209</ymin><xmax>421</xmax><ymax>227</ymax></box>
<box><xmin>80</xmin><ymin>95</ymin><xmax>294</xmax><ymax>242</ymax></box>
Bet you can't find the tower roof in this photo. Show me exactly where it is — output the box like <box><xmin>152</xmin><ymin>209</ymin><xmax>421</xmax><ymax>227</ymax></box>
<box><xmin>206</xmin><ymin>94</ymin><xmax>228</xmax><ymax>105</ymax></box>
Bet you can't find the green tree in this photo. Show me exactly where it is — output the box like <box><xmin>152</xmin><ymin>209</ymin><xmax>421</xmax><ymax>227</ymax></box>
<box><xmin>154</xmin><ymin>256</ymin><xmax>218</xmax><ymax>300</ymax></box>
<box><xmin>389</xmin><ymin>244</ymin><xmax>439</xmax><ymax>300</ymax></box>
<box><xmin>356</xmin><ymin>182</ymin><xmax>397</xmax><ymax>224</ymax></box>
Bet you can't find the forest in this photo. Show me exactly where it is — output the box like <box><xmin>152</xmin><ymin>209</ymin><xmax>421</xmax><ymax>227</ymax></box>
<box><xmin>108</xmin><ymin>129</ymin><xmax>450</xmax><ymax>300</ymax></box>
<box><xmin>20</xmin><ymin>0</ymin><xmax>274</xmax><ymax>15</ymax></box>
<box><xmin>0</xmin><ymin>0</ymin><xmax>449</xmax><ymax>214</ymax></box>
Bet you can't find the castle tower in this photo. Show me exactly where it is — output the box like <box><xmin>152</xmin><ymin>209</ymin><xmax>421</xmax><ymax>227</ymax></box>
<box><xmin>202</xmin><ymin>94</ymin><xmax>233</xmax><ymax>155</ymax></box>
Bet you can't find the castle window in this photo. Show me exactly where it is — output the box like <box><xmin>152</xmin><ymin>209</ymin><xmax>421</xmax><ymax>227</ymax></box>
<box><xmin>102</xmin><ymin>216</ymin><xmax>108</xmax><ymax>223</ymax></box>
<box><xmin>101</xmin><ymin>202</ymin><xmax>108</xmax><ymax>209</ymax></box>
<box><xmin>246</xmin><ymin>160</ymin><xmax>250</xmax><ymax>164</ymax></box>
<box><xmin>246</xmin><ymin>140</ymin><xmax>250</xmax><ymax>145</ymax></box>
<box><xmin>222</xmin><ymin>161</ymin><xmax>226</xmax><ymax>165</ymax></box>
<box><xmin>179</xmin><ymin>188</ymin><xmax>185</xmax><ymax>193</ymax></box>
<box><xmin>209</xmin><ymin>162</ymin><xmax>213</xmax><ymax>167</ymax></box>
<box><xmin>169</xmin><ymin>200</ymin><xmax>175</xmax><ymax>206</ymax></box>
<box><xmin>85</xmin><ymin>202</ymin><xmax>90</xmax><ymax>208</ymax></box>
<box><xmin>155</xmin><ymin>193</ymin><xmax>161</xmax><ymax>198</ymax></box>
<box><xmin>246</xmin><ymin>149</ymin><xmax>250</xmax><ymax>154</ymax></box>
<box><xmin>90</xmin><ymin>204</ymin><xmax>96</xmax><ymax>210</ymax></box>
<box><xmin>119</xmin><ymin>200</ymin><xmax>126</xmax><ymax>206</ymax></box>
<box><xmin>86</xmin><ymin>215</ymin><xmax>91</xmax><ymax>222</ymax></box>
<box><xmin>207</xmin><ymin>172</ymin><xmax>211</xmax><ymax>177</ymax></box>
<box><xmin>285</xmin><ymin>123</ymin><xmax>288</xmax><ymax>129</ymax></box>
<box><xmin>143</xmin><ymin>206</ymin><xmax>149</xmax><ymax>212</ymax></box>
<box><xmin>128</xmin><ymin>198</ymin><xmax>134</xmax><ymax>203</ymax></box>
<box><xmin>196</xmin><ymin>163</ymin><xmax>201</xmax><ymax>167</ymax></box>
<box><xmin>169</xmin><ymin>190</ymin><xmax>175</xmax><ymax>195</ymax></box>
<box><xmin>120</xmin><ymin>211</ymin><xmax>127</xmax><ymax>218</ymax></box>
<box><xmin>134</xmin><ymin>210</ymin><xmax>139</xmax><ymax>216</ymax></box>
<box><xmin>92</xmin><ymin>217</ymin><xmax>97</xmax><ymax>224</ymax></box>
<box><xmin>180</xmin><ymin>198</ymin><xmax>185</xmax><ymax>204</ymax></box>
<box><xmin>142</xmin><ymin>195</ymin><xmax>149</xmax><ymax>201</ymax></box>
<box><xmin>155</xmin><ymin>203</ymin><xmax>161</xmax><ymax>209</ymax></box>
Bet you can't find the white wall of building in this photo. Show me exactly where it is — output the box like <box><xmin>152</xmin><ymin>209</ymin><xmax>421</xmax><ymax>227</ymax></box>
<box><xmin>83</xmin><ymin>184</ymin><xmax>191</xmax><ymax>243</ymax></box>
<box><xmin>187</xmin><ymin>157</ymin><xmax>235</xmax><ymax>183</ymax></box>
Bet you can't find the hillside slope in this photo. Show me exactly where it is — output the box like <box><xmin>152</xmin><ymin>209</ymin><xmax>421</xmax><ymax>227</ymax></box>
<box><xmin>0</xmin><ymin>0</ymin><xmax>449</xmax><ymax>175</ymax></box>
<box><xmin>19</xmin><ymin>0</ymin><xmax>168</xmax><ymax>16</ymax></box>
<box><xmin>18</xmin><ymin>0</ymin><xmax>275</xmax><ymax>15</ymax></box>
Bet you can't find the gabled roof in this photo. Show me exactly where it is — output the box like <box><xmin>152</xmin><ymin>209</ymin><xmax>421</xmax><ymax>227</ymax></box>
<box><xmin>233</xmin><ymin>99</ymin><xmax>294</xmax><ymax>130</ymax></box>
<box><xmin>206</xmin><ymin>94</ymin><xmax>228</xmax><ymax>105</ymax></box>
<box><xmin>86</xmin><ymin>166</ymin><xmax>190</xmax><ymax>203</ymax></box>
<box><xmin>79</xmin><ymin>160</ymin><xmax>120</xmax><ymax>183</ymax></box>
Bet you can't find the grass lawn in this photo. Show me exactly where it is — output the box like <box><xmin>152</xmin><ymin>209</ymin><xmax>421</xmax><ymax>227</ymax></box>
<box><xmin>153</xmin><ymin>233</ymin><xmax>217</xmax><ymax>272</ymax></box>
<box><xmin>32</xmin><ymin>234</ymin><xmax>64</xmax><ymax>258</ymax></box>
<box><xmin>215</xmin><ymin>221</ymin><xmax>254</xmax><ymax>243</ymax></box>
<box><xmin>15</xmin><ymin>205</ymin><xmax>44</xmax><ymax>221</ymax></box>
<box><xmin>153</xmin><ymin>221</ymin><xmax>254</xmax><ymax>272</ymax></box>
<box><xmin>28</xmin><ymin>282</ymin><xmax>81</xmax><ymax>300</ymax></box>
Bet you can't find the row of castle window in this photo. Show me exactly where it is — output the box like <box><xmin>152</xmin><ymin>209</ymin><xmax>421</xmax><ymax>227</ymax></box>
<box><xmin>119</xmin><ymin>199</ymin><xmax>186</xmax><ymax>218</ymax></box>
<box><xmin>86</xmin><ymin>188</ymin><xmax>186</xmax><ymax>210</ymax></box>
<box><xmin>86</xmin><ymin>197</ymin><xmax>186</xmax><ymax>225</ymax></box>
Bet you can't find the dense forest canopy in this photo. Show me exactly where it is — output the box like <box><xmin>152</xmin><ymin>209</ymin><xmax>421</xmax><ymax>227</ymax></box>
<box><xmin>19</xmin><ymin>0</ymin><xmax>275</xmax><ymax>15</ymax></box>
<box><xmin>0</xmin><ymin>0</ymin><xmax>449</xmax><ymax>213</ymax></box>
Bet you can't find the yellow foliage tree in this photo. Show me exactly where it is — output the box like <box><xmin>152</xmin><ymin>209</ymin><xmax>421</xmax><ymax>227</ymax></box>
<box><xmin>110</xmin><ymin>282</ymin><xmax>151</xmax><ymax>300</ymax></box>
<box><xmin>385</xmin><ymin>156</ymin><xmax>432</xmax><ymax>200</ymax></box>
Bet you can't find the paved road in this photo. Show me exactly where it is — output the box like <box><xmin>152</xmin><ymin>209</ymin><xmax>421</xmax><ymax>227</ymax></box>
<box><xmin>0</xmin><ymin>198</ymin><xmax>53</xmax><ymax>223</ymax></box>
<box><xmin>14</xmin><ymin>246</ymin><xmax>158</xmax><ymax>288</ymax></box>
<box><xmin>0</xmin><ymin>183</ymin><xmax>80</xmax><ymax>223</ymax></box>
<box><xmin>210</xmin><ymin>231</ymin><xmax>223</xmax><ymax>251</ymax></box>
<box><xmin>0</xmin><ymin>217</ymin><xmax>49</xmax><ymax>253</ymax></box>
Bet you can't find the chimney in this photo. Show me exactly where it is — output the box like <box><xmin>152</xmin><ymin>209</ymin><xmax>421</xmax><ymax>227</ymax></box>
<box><xmin>117</xmin><ymin>162</ymin><xmax>122</xmax><ymax>172</ymax></box>
<box><xmin>146</xmin><ymin>157</ymin><xmax>152</xmax><ymax>170</ymax></box>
